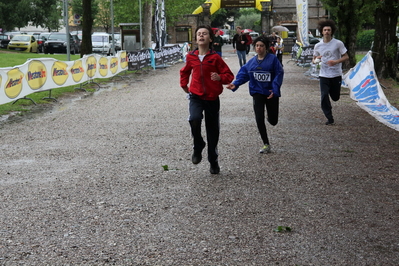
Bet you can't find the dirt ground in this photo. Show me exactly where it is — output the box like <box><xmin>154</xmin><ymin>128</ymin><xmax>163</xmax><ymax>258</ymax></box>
<box><xmin>0</xmin><ymin>47</ymin><xmax>398</xmax><ymax>265</ymax></box>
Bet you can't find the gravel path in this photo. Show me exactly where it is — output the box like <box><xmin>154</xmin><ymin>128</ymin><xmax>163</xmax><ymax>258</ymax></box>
<box><xmin>1</xmin><ymin>46</ymin><xmax>398</xmax><ymax>265</ymax></box>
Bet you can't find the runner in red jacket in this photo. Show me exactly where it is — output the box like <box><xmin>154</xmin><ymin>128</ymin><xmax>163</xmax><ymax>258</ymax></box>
<box><xmin>180</xmin><ymin>25</ymin><xmax>234</xmax><ymax>174</ymax></box>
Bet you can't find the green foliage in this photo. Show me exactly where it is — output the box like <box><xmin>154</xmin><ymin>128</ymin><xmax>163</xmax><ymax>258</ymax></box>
<box><xmin>356</xmin><ymin>30</ymin><xmax>374</xmax><ymax>50</ymax></box>
<box><xmin>235</xmin><ymin>13</ymin><xmax>262</xmax><ymax>32</ymax></box>
<box><xmin>71</xmin><ymin>0</ymin><xmax>99</xmax><ymax>24</ymax></box>
<box><xmin>211</xmin><ymin>8</ymin><xmax>240</xmax><ymax>28</ymax></box>
<box><xmin>386</xmin><ymin>43</ymin><xmax>397</xmax><ymax>59</ymax></box>
<box><xmin>0</xmin><ymin>0</ymin><xmax>63</xmax><ymax>32</ymax></box>
<box><xmin>165</xmin><ymin>0</ymin><xmax>204</xmax><ymax>26</ymax></box>
<box><xmin>274</xmin><ymin>226</ymin><xmax>292</xmax><ymax>232</ymax></box>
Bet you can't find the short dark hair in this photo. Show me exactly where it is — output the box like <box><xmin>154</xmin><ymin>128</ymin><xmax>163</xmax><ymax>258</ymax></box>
<box><xmin>195</xmin><ymin>25</ymin><xmax>214</xmax><ymax>49</ymax></box>
<box><xmin>318</xmin><ymin>19</ymin><xmax>337</xmax><ymax>36</ymax></box>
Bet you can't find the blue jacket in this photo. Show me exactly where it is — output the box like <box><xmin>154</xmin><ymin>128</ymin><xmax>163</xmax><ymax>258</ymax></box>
<box><xmin>232</xmin><ymin>53</ymin><xmax>284</xmax><ymax>97</ymax></box>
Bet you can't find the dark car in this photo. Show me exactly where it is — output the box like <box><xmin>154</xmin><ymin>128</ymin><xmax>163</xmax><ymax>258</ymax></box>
<box><xmin>0</xmin><ymin>33</ymin><xmax>12</xmax><ymax>48</ymax></box>
<box><xmin>37</xmin><ymin>32</ymin><xmax>51</xmax><ymax>53</ymax></box>
<box><xmin>43</xmin><ymin>32</ymin><xmax>77</xmax><ymax>54</ymax></box>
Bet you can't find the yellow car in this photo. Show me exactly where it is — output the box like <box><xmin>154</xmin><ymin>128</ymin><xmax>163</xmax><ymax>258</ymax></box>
<box><xmin>7</xmin><ymin>35</ymin><xmax>38</xmax><ymax>53</ymax></box>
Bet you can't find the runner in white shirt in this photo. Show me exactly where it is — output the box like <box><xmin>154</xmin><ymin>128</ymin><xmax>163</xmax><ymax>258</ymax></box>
<box><xmin>313</xmin><ymin>19</ymin><xmax>349</xmax><ymax>125</ymax></box>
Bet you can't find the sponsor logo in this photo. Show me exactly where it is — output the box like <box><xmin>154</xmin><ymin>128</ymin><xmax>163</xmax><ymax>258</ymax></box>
<box><xmin>27</xmin><ymin>60</ymin><xmax>47</xmax><ymax>90</ymax></box>
<box><xmin>99</xmin><ymin>57</ymin><xmax>109</xmax><ymax>77</ymax></box>
<box><xmin>5</xmin><ymin>68</ymin><xmax>24</xmax><ymax>99</ymax></box>
<box><xmin>120</xmin><ymin>51</ymin><xmax>128</xmax><ymax>69</ymax></box>
<box><xmin>71</xmin><ymin>60</ymin><xmax>85</xmax><ymax>82</ymax></box>
<box><xmin>86</xmin><ymin>56</ymin><xmax>97</xmax><ymax>78</ymax></box>
<box><xmin>110</xmin><ymin>57</ymin><xmax>119</xmax><ymax>74</ymax></box>
<box><xmin>51</xmin><ymin>61</ymin><xmax>69</xmax><ymax>86</ymax></box>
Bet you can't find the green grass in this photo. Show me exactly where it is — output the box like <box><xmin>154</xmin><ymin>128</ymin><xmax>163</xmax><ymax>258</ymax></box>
<box><xmin>0</xmin><ymin>50</ymin><xmax>81</xmax><ymax>67</ymax></box>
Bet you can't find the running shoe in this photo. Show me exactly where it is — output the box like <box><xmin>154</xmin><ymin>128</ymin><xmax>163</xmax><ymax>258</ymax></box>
<box><xmin>259</xmin><ymin>144</ymin><xmax>271</xmax><ymax>154</ymax></box>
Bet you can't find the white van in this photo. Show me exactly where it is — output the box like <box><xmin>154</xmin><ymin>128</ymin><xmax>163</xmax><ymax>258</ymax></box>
<box><xmin>91</xmin><ymin>33</ymin><xmax>113</xmax><ymax>55</ymax></box>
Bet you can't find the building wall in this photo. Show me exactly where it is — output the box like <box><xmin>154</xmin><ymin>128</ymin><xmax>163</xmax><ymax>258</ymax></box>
<box><xmin>271</xmin><ymin>0</ymin><xmax>327</xmax><ymax>34</ymax></box>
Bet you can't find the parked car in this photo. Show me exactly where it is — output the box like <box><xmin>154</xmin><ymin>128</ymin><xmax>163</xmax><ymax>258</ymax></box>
<box><xmin>43</xmin><ymin>32</ymin><xmax>77</xmax><ymax>54</ymax></box>
<box><xmin>91</xmin><ymin>33</ymin><xmax>113</xmax><ymax>55</ymax></box>
<box><xmin>37</xmin><ymin>32</ymin><xmax>51</xmax><ymax>53</ymax></box>
<box><xmin>0</xmin><ymin>33</ymin><xmax>12</xmax><ymax>49</ymax></box>
<box><xmin>7</xmin><ymin>35</ymin><xmax>38</xmax><ymax>53</ymax></box>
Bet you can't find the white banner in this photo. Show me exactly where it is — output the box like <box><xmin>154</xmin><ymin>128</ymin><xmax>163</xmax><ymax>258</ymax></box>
<box><xmin>0</xmin><ymin>51</ymin><xmax>128</xmax><ymax>105</ymax></box>
<box><xmin>296</xmin><ymin>0</ymin><xmax>309</xmax><ymax>46</ymax></box>
<box><xmin>342</xmin><ymin>51</ymin><xmax>399</xmax><ymax>131</ymax></box>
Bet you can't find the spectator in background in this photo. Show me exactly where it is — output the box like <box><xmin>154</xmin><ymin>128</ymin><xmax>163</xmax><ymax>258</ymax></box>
<box><xmin>213</xmin><ymin>29</ymin><xmax>223</xmax><ymax>57</ymax></box>
<box><xmin>244</xmin><ymin>30</ymin><xmax>253</xmax><ymax>55</ymax></box>
<box><xmin>269</xmin><ymin>31</ymin><xmax>278</xmax><ymax>46</ymax></box>
<box><xmin>232</xmin><ymin>26</ymin><xmax>248</xmax><ymax>67</ymax></box>
<box><xmin>275</xmin><ymin>36</ymin><xmax>284</xmax><ymax>66</ymax></box>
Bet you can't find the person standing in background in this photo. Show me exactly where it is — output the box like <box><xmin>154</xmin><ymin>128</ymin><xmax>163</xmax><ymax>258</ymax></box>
<box><xmin>313</xmin><ymin>19</ymin><xmax>348</xmax><ymax>125</ymax></box>
<box><xmin>275</xmin><ymin>37</ymin><xmax>284</xmax><ymax>66</ymax></box>
<box><xmin>213</xmin><ymin>29</ymin><xmax>223</xmax><ymax>57</ymax></box>
<box><xmin>232</xmin><ymin>26</ymin><xmax>248</xmax><ymax>67</ymax></box>
<box><xmin>244</xmin><ymin>30</ymin><xmax>253</xmax><ymax>55</ymax></box>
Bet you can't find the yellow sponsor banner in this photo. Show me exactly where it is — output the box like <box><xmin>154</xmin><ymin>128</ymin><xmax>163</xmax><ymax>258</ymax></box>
<box><xmin>86</xmin><ymin>56</ymin><xmax>97</xmax><ymax>79</ymax></box>
<box><xmin>120</xmin><ymin>51</ymin><xmax>128</xmax><ymax>69</ymax></box>
<box><xmin>26</xmin><ymin>60</ymin><xmax>47</xmax><ymax>90</ymax></box>
<box><xmin>5</xmin><ymin>68</ymin><xmax>24</xmax><ymax>99</ymax></box>
<box><xmin>0</xmin><ymin>51</ymin><xmax>129</xmax><ymax>105</ymax></box>
<box><xmin>71</xmin><ymin>60</ymin><xmax>85</xmax><ymax>83</ymax></box>
<box><xmin>51</xmin><ymin>61</ymin><xmax>69</xmax><ymax>86</ymax></box>
<box><xmin>110</xmin><ymin>57</ymin><xmax>119</xmax><ymax>74</ymax></box>
<box><xmin>99</xmin><ymin>57</ymin><xmax>109</xmax><ymax>77</ymax></box>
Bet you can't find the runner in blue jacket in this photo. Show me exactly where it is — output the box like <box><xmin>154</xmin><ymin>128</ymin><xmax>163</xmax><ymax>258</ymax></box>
<box><xmin>227</xmin><ymin>36</ymin><xmax>284</xmax><ymax>154</ymax></box>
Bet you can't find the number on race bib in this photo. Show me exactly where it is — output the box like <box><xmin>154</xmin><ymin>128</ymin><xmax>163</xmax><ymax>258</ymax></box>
<box><xmin>253</xmin><ymin>72</ymin><xmax>271</xmax><ymax>82</ymax></box>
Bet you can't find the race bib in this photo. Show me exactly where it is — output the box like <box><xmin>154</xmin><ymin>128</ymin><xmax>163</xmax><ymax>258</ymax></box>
<box><xmin>253</xmin><ymin>71</ymin><xmax>271</xmax><ymax>82</ymax></box>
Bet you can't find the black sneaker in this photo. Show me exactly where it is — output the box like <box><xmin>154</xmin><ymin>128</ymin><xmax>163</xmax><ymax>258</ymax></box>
<box><xmin>192</xmin><ymin>142</ymin><xmax>205</xmax><ymax>164</ymax></box>
<box><xmin>210</xmin><ymin>162</ymin><xmax>220</xmax><ymax>174</ymax></box>
<box><xmin>325</xmin><ymin>119</ymin><xmax>334</xmax><ymax>125</ymax></box>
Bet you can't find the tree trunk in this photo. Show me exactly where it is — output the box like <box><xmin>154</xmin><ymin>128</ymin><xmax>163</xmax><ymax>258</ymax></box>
<box><xmin>81</xmin><ymin>0</ymin><xmax>93</xmax><ymax>57</ymax></box>
<box><xmin>372</xmin><ymin>0</ymin><xmax>398</xmax><ymax>79</ymax></box>
<box><xmin>335</xmin><ymin>0</ymin><xmax>362</xmax><ymax>70</ymax></box>
<box><xmin>142</xmin><ymin>1</ymin><xmax>153</xmax><ymax>49</ymax></box>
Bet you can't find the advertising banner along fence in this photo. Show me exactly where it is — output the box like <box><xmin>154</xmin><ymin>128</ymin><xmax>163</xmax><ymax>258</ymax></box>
<box><xmin>0</xmin><ymin>51</ymin><xmax>129</xmax><ymax>105</ymax></box>
<box><xmin>0</xmin><ymin>45</ymin><xmax>184</xmax><ymax>106</ymax></box>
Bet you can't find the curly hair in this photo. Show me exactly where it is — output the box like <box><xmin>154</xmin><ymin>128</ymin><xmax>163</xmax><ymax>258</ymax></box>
<box><xmin>194</xmin><ymin>25</ymin><xmax>214</xmax><ymax>49</ymax></box>
<box><xmin>318</xmin><ymin>19</ymin><xmax>337</xmax><ymax>36</ymax></box>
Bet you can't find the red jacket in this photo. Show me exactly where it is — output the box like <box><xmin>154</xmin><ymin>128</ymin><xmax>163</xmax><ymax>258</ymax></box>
<box><xmin>180</xmin><ymin>49</ymin><xmax>234</xmax><ymax>101</ymax></box>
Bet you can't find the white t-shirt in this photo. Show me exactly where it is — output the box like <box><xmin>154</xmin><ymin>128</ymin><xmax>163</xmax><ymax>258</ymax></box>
<box><xmin>313</xmin><ymin>38</ymin><xmax>347</xmax><ymax>78</ymax></box>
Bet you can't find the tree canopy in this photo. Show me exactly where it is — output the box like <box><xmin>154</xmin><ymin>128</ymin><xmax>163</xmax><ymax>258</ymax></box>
<box><xmin>0</xmin><ymin>0</ymin><xmax>63</xmax><ymax>32</ymax></box>
<box><xmin>321</xmin><ymin>0</ymin><xmax>398</xmax><ymax>79</ymax></box>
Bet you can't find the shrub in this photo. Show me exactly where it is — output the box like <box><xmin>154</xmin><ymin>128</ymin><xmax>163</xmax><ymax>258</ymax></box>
<box><xmin>356</xmin><ymin>30</ymin><xmax>374</xmax><ymax>51</ymax></box>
